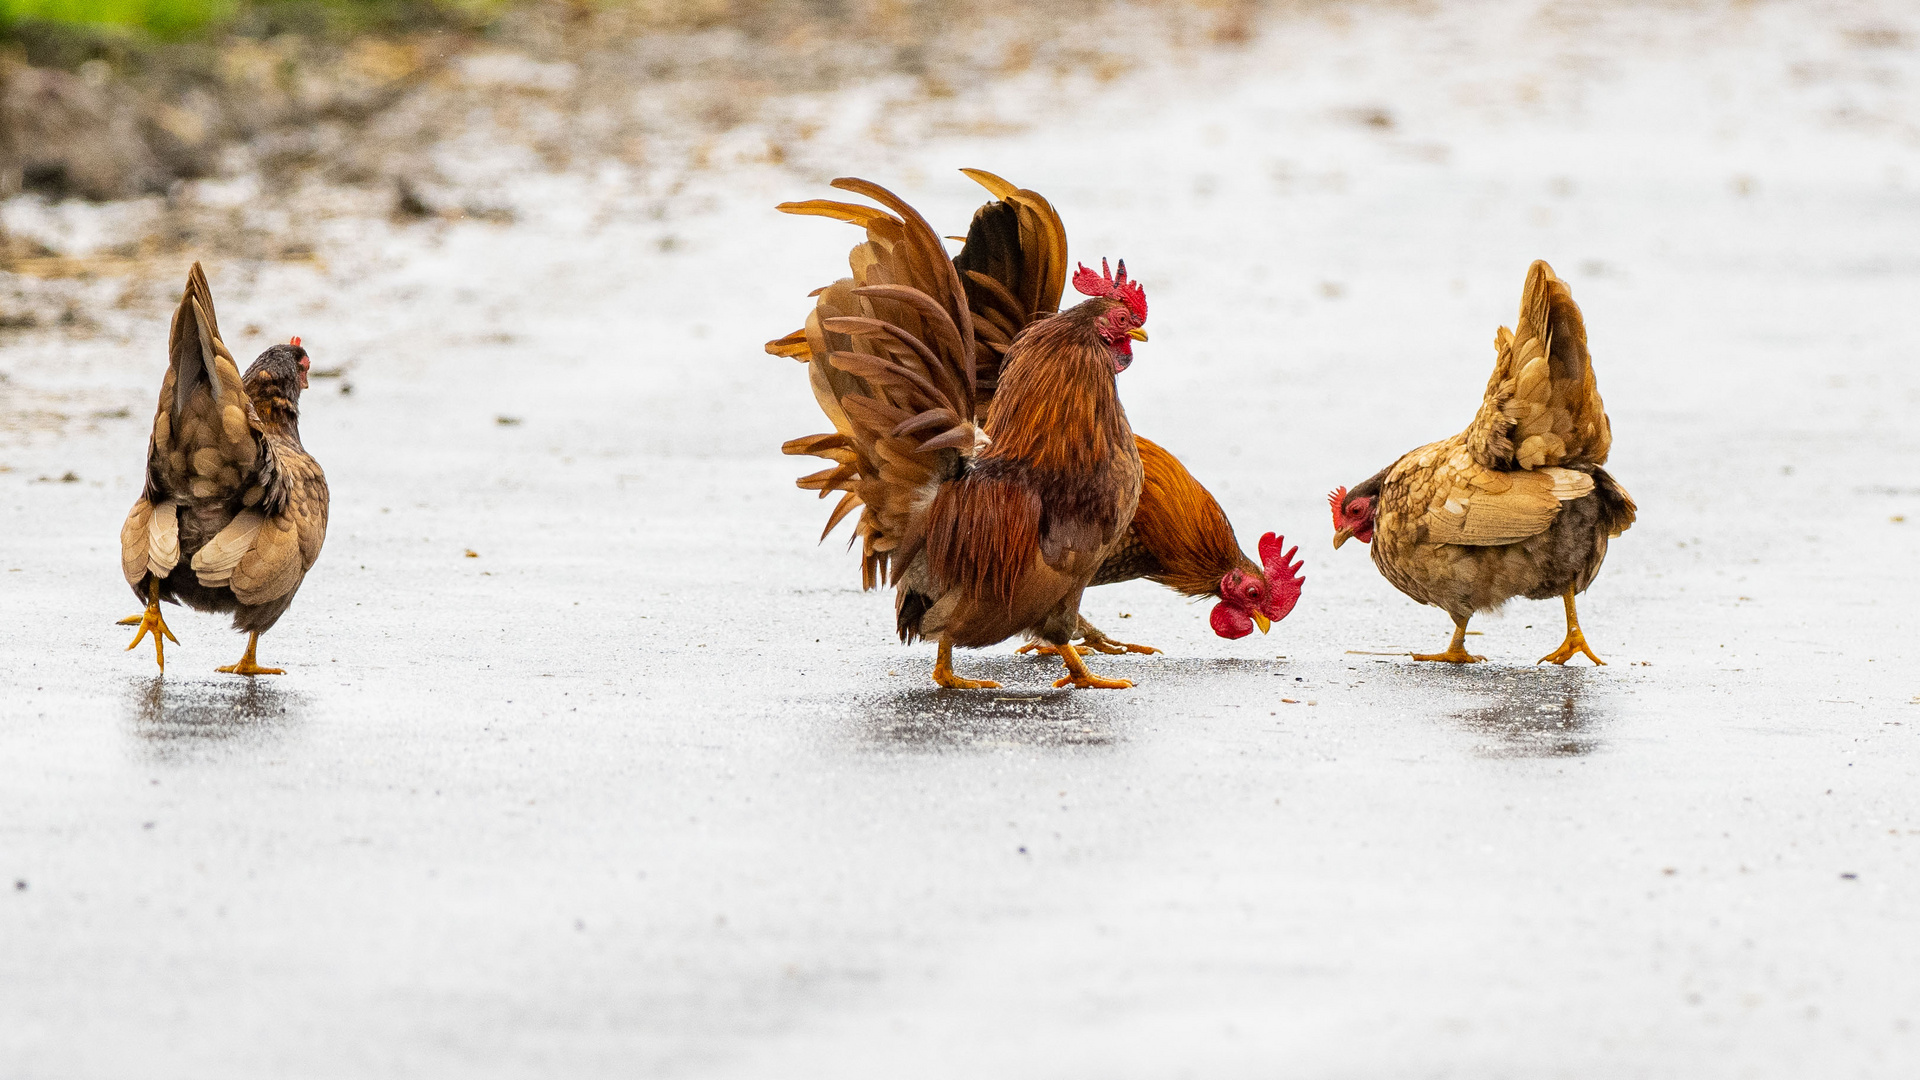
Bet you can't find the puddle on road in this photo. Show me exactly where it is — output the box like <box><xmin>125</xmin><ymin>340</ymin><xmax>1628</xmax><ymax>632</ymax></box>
<box><xmin>124</xmin><ymin>677</ymin><xmax>303</xmax><ymax>759</ymax></box>
<box><xmin>1446</xmin><ymin>668</ymin><xmax>1609</xmax><ymax>759</ymax></box>
<box><xmin>853</xmin><ymin>663</ymin><xmax>1123</xmax><ymax>752</ymax></box>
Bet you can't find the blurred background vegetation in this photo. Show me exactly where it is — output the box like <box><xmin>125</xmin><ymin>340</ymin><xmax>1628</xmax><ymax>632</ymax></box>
<box><xmin>1</xmin><ymin>0</ymin><xmax>513</xmax><ymax>43</ymax></box>
<box><xmin>0</xmin><ymin>0</ymin><xmax>1251</xmax><ymax>285</ymax></box>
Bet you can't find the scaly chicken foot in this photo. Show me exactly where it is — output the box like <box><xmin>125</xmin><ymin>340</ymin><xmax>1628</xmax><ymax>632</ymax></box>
<box><xmin>931</xmin><ymin>639</ymin><xmax>999</xmax><ymax>690</ymax></box>
<box><xmin>1053</xmin><ymin>645</ymin><xmax>1133</xmax><ymax>690</ymax></box>
<box><xmin>1015</xmin><ymin>641</ymin><xmax>1092</xmax><ymax>658</ymax></box>
<box><xmin>1412</xmin><ymin>617</ymin><xmax>1485</xmax><ymax>664</ymax></box>
<box><xmin>1016</xmin><ymin>617</ymin><xmax>1161</xmax><ymax>657</ymax></box>
<box><xmin>217</xmin><ymin>631</ymin><xmax>285</xmax><ymax>676</ymax></box>
<box><xmin>1077</xmin><ymin>631</ymin><xmax>1161</xmax><ymax>655</ymax></box>
<box><xmin>1539</xmin><ymin>588</ymin><xmax>1606</xmax><ymax>666</ymax></box>
<box><xmin>123</xmin><ymin>578</ymin><xmax>179</xmax><ymax>671</ymax></box>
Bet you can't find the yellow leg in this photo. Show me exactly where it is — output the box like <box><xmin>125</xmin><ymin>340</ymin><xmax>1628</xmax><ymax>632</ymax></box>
<box><xmin>1016</xmin><ymin>621</ymin><xmax>1160</xmax><ymax>657</ymax></box>
<box><xmin>1053</xmin><ymin>645</ymin><xmax>1132</xmax><ymax>690</ymax></box>
<box><xmin>931</xmin><ymin>639</ymin><xmax>998</xmax><ymax>689</ymax></box>
<box><xmin>1412</xmin><ymin>616</ymin><xmax>1485</xmax><ymax>664</ymax></box>
<box><xmin>217</xmin><ymin>632</ymin><xmax>285</xmax><ymax>676</ymax></box>
<box><xmin>124</xmin><ymin>578</ymin><xmax>179</xmax><ymax>672</ymax></box>
<box><xmin>1016</xmin><ymin>641</ymin><xmax>1092</xmax><ymax>657</ymax></box>
<box><xmin>1078</xmin><ymin>635</ymin><xmax>1160</xmax><ymax>656</ymax></box>
<box><xmin>1539</xmin><ymin>588</ymin><xmax>1605</xmax><ymax>666</ymax></box>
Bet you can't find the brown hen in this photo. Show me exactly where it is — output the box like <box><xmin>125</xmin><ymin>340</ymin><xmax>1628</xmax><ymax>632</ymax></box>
<box><xmin>118</xmin><ymin>263</ymin><xmax>328</xmax><ymax>675</ymax></box>
<box><xmin>1329</xmin><ymin>260</ymin><xmax>1634</xmax><ymax>664</ymax></box>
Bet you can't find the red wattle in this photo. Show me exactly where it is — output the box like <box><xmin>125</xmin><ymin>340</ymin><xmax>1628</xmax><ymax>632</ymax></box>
<box><xmin>1210</xmin><ymin>602</ymin><xmax>1254</xmax><ymax>640</ymax></box>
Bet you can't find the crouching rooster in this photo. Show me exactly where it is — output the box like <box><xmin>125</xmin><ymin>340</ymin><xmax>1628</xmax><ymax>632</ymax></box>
<box><xmin>1329</xmin><ymin>260</ymin><xmax>1634</xmax><ymax>664</ymax></box>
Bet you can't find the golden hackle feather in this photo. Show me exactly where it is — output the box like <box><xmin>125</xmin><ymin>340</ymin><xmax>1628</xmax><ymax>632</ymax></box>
<box><xmin>1127</xmin><ymin>436</ymin><xmax>1255</xmax><ymax>596</ymax></box>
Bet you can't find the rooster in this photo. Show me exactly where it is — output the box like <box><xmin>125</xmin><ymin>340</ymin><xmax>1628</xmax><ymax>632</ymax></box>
<box><xmin>771</xmin><ymin>169</ymin><xmax>1302</xmax><ymax>666</ymax></box>
<box><xmin>771</xmin><ymin>176</ymin><xmax>1145</xmax><ymax>689</ymax></box>
<box><xmin>118</xmin><ymin>263</ymin><xmax>329</xmax><ymax>675</ymax></box>
<box><xmin>1328</xmin><ymin>261</ymin><xmax>1634</xmax><ymax>664</ymax></box>
<box><xmin>1067</xmin><ymin>437</ymin><xmax>1304</xmax><ymax>651</ymax></box>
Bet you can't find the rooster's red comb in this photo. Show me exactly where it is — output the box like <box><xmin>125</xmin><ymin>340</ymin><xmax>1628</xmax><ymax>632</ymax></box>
<box><xmin>1256</xmin><ymin>532</ymin><xmax>1304</xmax><ymax>622</ymax></box>
<box><xmin>290</xmin><ymin>336</ymin><xmax>301</xmax><ymax>348</ymax></box>
<box><xmin>1073</xmin><ymin>258</ymin><xmax>1147</xmax><ymax>322</ymax></box>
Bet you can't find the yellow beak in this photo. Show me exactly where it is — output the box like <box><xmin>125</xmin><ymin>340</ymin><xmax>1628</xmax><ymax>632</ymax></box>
<box><xmin>1252</xmin><ymin>612</ymin><xmax>1271</xmax><ymax>634</ymax></box>
<box><xmin>1127</xmin><ymin>326</ymin><xmax>1148</xmax><ymax>342</ymax></box>
<box><xmin>1332</xmin><ymin>527</ymin><xmax>1354</xmax><ymax>550</ymax></box>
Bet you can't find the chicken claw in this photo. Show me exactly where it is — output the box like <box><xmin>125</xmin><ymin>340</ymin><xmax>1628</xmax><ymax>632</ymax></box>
<box><xmin>123</xmin><ymin>579</ymin><xmax>179</xmax><ymax>671</ymax></box>
<box><xmin>1016</xmin><ymin>641</ymin><xmax>1091</xmax><ymax>658</ymax></box>
<box><xmin>217</xmin><ymin>631</ymin><xmax>284</xmax><ymax>676</ymax></box>
<box><xmin>1412</xmin><ymin>618</ymin><xmax>1484</xmax><ymax>664</ymax></box>
<box><xmin>1538</xmin><ymin>589</ymin><xmax>1606</xmax><ymax>666</ymax></box>
<box><xmin>1080</xmin><ymin>637</ymin><xmax>1160</xmax><ymax>655</ymax></box>
<box><xmin>932</xmin><ymin>639</ymin><xmax>998</xmax><ymax>690</ymax></box>
<box><xmin>1053</xmin><ymin>646</ymin><xmax>1133</xmax><ymax>690</ymax></box>
<box><xmin>1017</xmin><ymin>629</ymin><xmax>1160</xmax><ymax>657</ymax></box>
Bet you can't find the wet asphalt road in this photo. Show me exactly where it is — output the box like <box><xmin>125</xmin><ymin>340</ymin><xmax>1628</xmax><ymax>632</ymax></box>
<box><xmin>4</xmin><ymin>3</ymin><xmax>1920</xmax><ymax>1076</ymax></box>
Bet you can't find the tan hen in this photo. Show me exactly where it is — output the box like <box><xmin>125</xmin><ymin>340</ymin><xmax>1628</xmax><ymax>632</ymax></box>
<box><xmin>1329</xmin><ymin>260</ymin><xmax>1635</xmax><ymax>664</ymax></box>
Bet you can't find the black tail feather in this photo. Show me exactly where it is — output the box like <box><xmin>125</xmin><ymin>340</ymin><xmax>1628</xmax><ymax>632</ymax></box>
<box><xmin>896</xmin><ymin>589</ymin><xmax>932</xmax><ymax>644</ymax></box>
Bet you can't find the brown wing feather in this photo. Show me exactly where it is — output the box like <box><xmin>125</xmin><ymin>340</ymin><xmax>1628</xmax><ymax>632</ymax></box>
<box><xmin>120</xmin><ymin>497</ymin><xmax>154</xmax><ymax>586</ymax></box>
<box><xmin>229</xmin><ymin>439</ymin><xmax>327</xmax><ymax>606</ymax></box>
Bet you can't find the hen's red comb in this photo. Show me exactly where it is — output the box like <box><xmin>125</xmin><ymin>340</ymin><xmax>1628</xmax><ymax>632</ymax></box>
<box><xmin>290</xmin><ymin>336</ymin><xmax>301</xmax><ymax>348</ymax></box>
<box><xmin>1327</xmin><ymin>487</ymin><xmax>1349</xmax><ymax>517</ymax></box>
<box><xmin>1072</xmin><ymin>258</ymin><xmax>1147</xmax><ymax>321</ymax></box>
<box><xmin>1257</xmin><ymin>532</ymin><xmax>1304</xmax><ymax>622</ymax></box>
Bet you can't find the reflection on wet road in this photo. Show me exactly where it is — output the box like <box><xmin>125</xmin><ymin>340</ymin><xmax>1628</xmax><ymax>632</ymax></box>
<box><xmin>856</xmin><ymin>687</ymin><xmax>1120</xmax><ymax>751</ymax></box>
<box><xmin>852</xmin><ymin>655</ymin><xmax>1124</xmax><ymax>751</ymax></box>
<box><xmin>1448</xmin><ymin>668</ymin><xmax>1606</xmax><ymax>759</ymax></box>
<box><xmin>125</xmin><ymin>676</ymin><xmax>303</xmax><ymax>758</ymax></box>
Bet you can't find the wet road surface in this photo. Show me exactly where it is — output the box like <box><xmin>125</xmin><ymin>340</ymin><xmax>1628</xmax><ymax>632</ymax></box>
<box><xmin>4</xmin><ymin>2</ymin><xmax>1919</xmax><ymax>1076</ymax></box>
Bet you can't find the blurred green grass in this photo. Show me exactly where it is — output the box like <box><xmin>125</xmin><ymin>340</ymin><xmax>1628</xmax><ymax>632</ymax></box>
<box><xmin>0</xmin><ymin>0</ymin><xmax>512</xmax><ymax>38</ymax></box>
